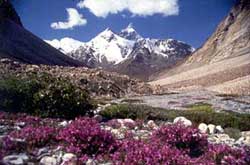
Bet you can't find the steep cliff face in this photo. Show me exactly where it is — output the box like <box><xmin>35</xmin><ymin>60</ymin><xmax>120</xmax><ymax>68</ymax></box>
<box><xmin>186</xmin><ymin>0</ymin><xmax>250</xmax><ymax>64</ymax></box>
<box><xmin>0</xmin><ymin>0</ymin><xmax>84</xmax><ymax>66</ymax></box>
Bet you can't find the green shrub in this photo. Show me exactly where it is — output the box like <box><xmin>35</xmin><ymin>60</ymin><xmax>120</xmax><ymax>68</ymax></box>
<box><xmin>185</xmin><ymin>103</ymin><xmax>214</xmax><ymax>113</ymax></box>
<box><xmin>0</xmin><ymin>76</ymin><xmax>41</xmax><ymax>113</ymax></box>
<box><xmin>100</xmin><ymin>104</ymin><xmax>250</xmax><ymax>131</ymax></box>
<box><xmin>224</xmin><ymin>128</ymin><xmax>241</xmax><ymax>140</ymax></box>
<box><xmin>0</xmin><ymin>73</ymin><xmax>95</xmax><ymax>119</ymax></box>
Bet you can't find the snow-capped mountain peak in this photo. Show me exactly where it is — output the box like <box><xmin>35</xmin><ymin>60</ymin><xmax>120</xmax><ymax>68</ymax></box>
<box><xmin>87</xmin><ymin>28</ymin><xmax>135</xmax><ymax>64</ymax></box>
<box><xmin>119</xmin><ymin>23</ymin><xmax>142</xmax><ymax>41</ymax></box>
<box><xmin>122</xmin><ymin>23</ymin><xmax>136</xmax><ymax>33</ymax></box>
<box><xmin>96</xmin><ymin>28</ymin><xmax>116</xmax><ymax>41</ymax></box>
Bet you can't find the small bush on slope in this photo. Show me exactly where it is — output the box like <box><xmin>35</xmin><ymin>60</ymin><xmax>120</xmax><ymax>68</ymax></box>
<box><xmin>100</xmin><ymin>104</ymin><xmax>250</xmax><ymax>130</ymax></box>
<box><xmin>0</xmin><ymin>73</ymin><xmax>95</xmax><ymax>119</ymax></box>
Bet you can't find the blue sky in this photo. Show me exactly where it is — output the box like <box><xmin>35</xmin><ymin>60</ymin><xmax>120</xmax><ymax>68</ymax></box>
<box><xmin>13</xmin><ymin>0</ymin><xmax>236</xmax><ymax>48</ymax></box>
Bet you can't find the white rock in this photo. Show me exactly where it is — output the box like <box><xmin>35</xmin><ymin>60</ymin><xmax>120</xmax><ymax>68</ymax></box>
<box><xmin>236</xmin><ymin>136</ymin><xmax>250</xmax><ymax>146</ymax></box>
<box><xmin>53</xmin><ymin>151</ymin><xmax>64</xmax><ymax>164</ymax></box>
<box><xmin>236</xmin><ymin>137</ymin><xmax>245</xmax><ymax>144</ymax></box>
<box><xmin>198</xmin><ymin>123</ymin><xmax>208</xmax><ymax>133</ymax></box>
<box><xmin>86</xmin><ymin>159</ymin><xmax>97</xmax><ymax>165</ymax></box>
<box><xmin>94</xmin><ymin>107</ymin><xmax>103</xmax><ymax>113</ymax></box>
<box><xmin>173</xmin><ymin>117</ymin><xmax>192</xmax><ymax>127</ymax></box>
<box><xmin>40</xmin><ymin>156</ymin><xmax>57</xmax><ymax>165</ymax></box>
<box><xmin>208</xmin><ymin>124</ymin><xmax>216</xmax><ymax>134</ymax></box>
<box><xmin>241</xmin><ymin>131</ymin><xmax>250</xmax><ymax>137</ymax></box>
<box><xmin>59</xmin><ymin>121</ymin><xmax>68</xmax><ymax>127</ymax></box>
<box><xmin>147</xmin><ymin>120</ymin><xmax>158</xmax><ymax>129</ymax></box>
<box><xmin>117</xmin><ymin>119</ymin><xmax>135</xmax><ymax>128</ymax></box>
<box><xmin>209</xmin><ymin>134</ymin><xmax>235</xmax><ymax>146</ymax></box>
<box><xmin>3</xmin><ymin>154</ymin><xmax>29</xmax><ymax>165</ymax></box>
<box><xmin>244</xmin><ymin>136</ymin><xmax>250</xmax><ymax>145</ymax></box>
<box><xmin>118</xmin><ymin>119</ymin><xmax>134</xmax><ymax>124</ymax></box>
<box><xmin>99</xmin><ymin>162</ymin><xmax>112</xmax><ymax>165</ymax></box>
<box><xmin>215</xmin><ymin>125</ymin><xmax>224</xmax><ymax>133</ymax></box>
<box><xmin>111</xmin><ymin>129</ymin><xmax>125</xmax><ymax>139</ymax></box>
<box><xmin>15</xmin><ymin>122</ymin><xmax>26</xmax><ymax>127</ymax></box>
<box><xmin>61</xmin><ymin>153</ymin><xmax>77</xmax><ymax>165</ymax></box>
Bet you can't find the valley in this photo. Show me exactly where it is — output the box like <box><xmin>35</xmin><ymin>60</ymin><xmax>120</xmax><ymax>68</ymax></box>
<box><xmin>0</xmin><ymin>0</ymin><xmax>250</xmax><ymax>164</ymax></box>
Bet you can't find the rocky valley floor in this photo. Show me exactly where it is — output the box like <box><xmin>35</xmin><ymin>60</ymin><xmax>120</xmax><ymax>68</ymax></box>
<box><xmin>150</xmin><ymin>53</ymin><xmax>250</xmax><ymax>96</ymax></box>
<box><xmin>116</xmin><ymin>90</ymin><xmax>250</xmax><ymax>113</ymax></box>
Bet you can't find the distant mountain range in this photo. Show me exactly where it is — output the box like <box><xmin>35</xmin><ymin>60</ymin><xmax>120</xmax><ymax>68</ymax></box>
<box><xmin>46</xmin><ymin>24</ymin><xmax>194</xmax><ymax>80</ymax></box>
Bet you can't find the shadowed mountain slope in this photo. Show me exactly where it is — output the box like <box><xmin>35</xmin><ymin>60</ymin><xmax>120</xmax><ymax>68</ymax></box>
<box><xmin>0</xmin><ymin>0</ymin><xmax>83</xmax><ymax>66</ymax></box>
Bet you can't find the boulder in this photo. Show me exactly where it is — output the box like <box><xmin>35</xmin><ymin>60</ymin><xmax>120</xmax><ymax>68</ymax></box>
<box><xmin>198</xmin><ymin>123</ymin><xmax>208</xmax><ymax>133</ymax></box>
<box><xmin>93</xmin><ymin>115</ymin><xmax>103</xmax><ymax>122</ymax></box>
<box><xmin>208</xmin><ymin>134</ymin><xmax>235</xmax><ymax>146</ymax></box>
<box><xmin>3</xmin><ymin>154</ymin><xmax>29</xmax><ymax>165</ymax></box>
<box><xmin>173</xmin><ymin>117</ymin><xmax>192</xmax><ymax>127</ymax></box>
<box><xmin>236</xmin><ymin>132</ymin><xmax>250</xmax><ymax>146</ymax></box>
<box><xmin>40</xmin><ymin>156</ymin><xmax>57</xmax><ymax>165</ymax></box>
<box><xmin>117</xmin><ymin>119</ymin><xmax>135</xmax><ymax>128</ymax></box>
<box><xmin>147</xmin><ymin>120</ymin><xmax>158</xmax><ymax>129</ymax></box>
<box><xmin>58</xmin><ymin>121</ymin><xmax>69</xmax><ymax>127</ymax></box>
<box><xmin>111</xmin><ymin>129</ymin><xmax>125</xmax><ymax>139</ymax></box>
<box><xmin>208</xmin><ymin>124</ymin><xmax>216</xmax><ymax>134</ymax></box>
<box><xmin>61</xmin><ymin>153</ymin><xmax>77</xmax><ymax>165</ymax></box>
<box><xmin>215</xmin><ymin>125</ymin><xmax>224</xmax><ymax>133</ymax></box>
<box><xmin>86</xmin><ymin>159</ymin><xmax>97</xmax><ymax>165</ymax></box>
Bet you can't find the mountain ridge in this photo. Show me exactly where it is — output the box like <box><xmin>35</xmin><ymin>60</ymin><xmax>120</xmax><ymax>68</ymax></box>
<box><xmin>46</xmin><ymin>24</ymin><xmax>194</xmax><ymax>80</ymax></box>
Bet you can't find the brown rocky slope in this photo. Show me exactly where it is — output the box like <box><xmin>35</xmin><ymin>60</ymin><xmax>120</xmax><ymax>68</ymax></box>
<box><xmin>150</xmin><ymin>0</ymin><xmax>250</xmax><ymax>95</ymax></box>
<box><xmin>0</xmin><ymin>58</ymin><xmax>153</xmax><ymax>98</ymax></box>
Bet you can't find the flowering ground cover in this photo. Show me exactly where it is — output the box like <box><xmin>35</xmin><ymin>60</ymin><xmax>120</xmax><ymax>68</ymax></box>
<box><xmin>0</xmin><ymin>111</ymin><xmax>250</xmax><ymax>164</ymax></box>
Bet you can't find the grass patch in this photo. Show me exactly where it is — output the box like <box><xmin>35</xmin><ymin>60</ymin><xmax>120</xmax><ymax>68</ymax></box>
<box><xmin>185</xmin><ymin>103</ymin><xmax>214</xmax><ymax>113</ymax></box>
<box><xmin>100</xmin><ymin>104</ymin><xmax>250</xmax><ymax>131</ymax></box>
